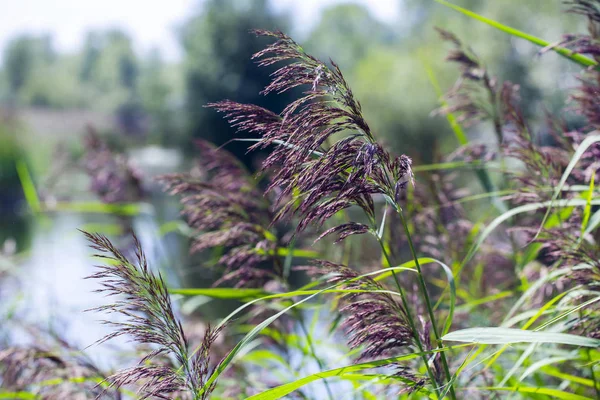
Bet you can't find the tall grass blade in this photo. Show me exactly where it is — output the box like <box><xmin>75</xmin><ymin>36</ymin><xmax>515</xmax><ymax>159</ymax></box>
<box><xmin>15</xmin><ymin>160</ymin><xmax>41</xmax><ymax>213</ymax></box>
<box><xmin>460</xmin><ymin>198</ymin><xmax>600</xmax><ymax>279</ymax></box>
<box><xmin>0</xmin><ymin>392</ymin><xmax>37</xmax><ymax>399</ymax></box>
<box><xmin>246</xmin><ymin>346</ymin><xmax>468</xmax><ymax>400</ymax></box>
<box><xmin>169</xmin><ymin>287</ymin><xmax>270</xmax><ymax>299</ymax></box>
<box><xmin>442</xmin><ymin>327</ymin><xmax>600</xmax><ymax>347</ymax></box>
<box><xmin>480</xmin><ymin>386</ymin><xmax>593</xmax><ymax>400</ymax></box>
<box><xmin>434</xmin><ymin>0</ymin><xmax>599</xmax><ymax>69</ymax></box>
<box><xmin>194</xmin><ymin>265</ymin><xmax>416</xmax><ymax>396</ymax></box>
<box><xmin>582</xmin><ymin>172</ymin><xmax>596</xmax><ymax>234</ymax></box>
<box><xmin>535</xmin><ymin>134</ymin><xmax>600</xmax><ymax>241</ymax></box>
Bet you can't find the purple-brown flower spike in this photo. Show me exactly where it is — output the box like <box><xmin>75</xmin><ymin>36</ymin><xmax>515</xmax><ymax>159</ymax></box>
<box><xmin>209</xmin><ymin>30</ymin><xmax>413</xmax><ymax>242</ymax></box>
<box><xmin>84</xmin><ymin>231</ymin><xmax>223</xmax><ymax>399</ymax></box>
<box><xmin>159</xmin><ymin>140</ymin><xmax>279</xmax><ymax>288</ymax></box>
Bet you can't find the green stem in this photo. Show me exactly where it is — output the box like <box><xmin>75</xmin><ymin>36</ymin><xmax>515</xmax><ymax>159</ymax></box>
<box><xmin>394</xmin><ymin>205</ymin><xmax>457</xmax><ymax>400</ymax></box>
<box><xmin>373</xmin><ymin>230</ymin><xmax>442</xmax><ymax>398</ymax></box>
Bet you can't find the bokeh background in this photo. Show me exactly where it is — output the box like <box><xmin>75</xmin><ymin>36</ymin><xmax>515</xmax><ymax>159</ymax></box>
<box><xmin>0</xmin><ymin>0</ymin><xmax>589</xmax><ymax>366</ymax></box>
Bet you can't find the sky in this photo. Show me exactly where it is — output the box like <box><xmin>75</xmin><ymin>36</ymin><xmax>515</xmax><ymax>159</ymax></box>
<box><xmin>0</xmin><ymin>0</ymin><xmax>400</xmax><ymax>62</ymax></box>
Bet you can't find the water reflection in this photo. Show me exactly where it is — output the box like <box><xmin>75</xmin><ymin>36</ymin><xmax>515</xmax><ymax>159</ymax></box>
<box><xmin>0</xmin><ymin>206</ymin><xmax>189</xmax><ymax>366</ymax></box>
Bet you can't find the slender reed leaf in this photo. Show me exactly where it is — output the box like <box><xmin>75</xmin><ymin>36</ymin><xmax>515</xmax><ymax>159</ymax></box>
<box><xmin>0</xmin><ymin>392</ymin><xmax>37</xmax><ymax>400</ymax></box>
<box><xmin>479</xmin><ymin>386</ymin><xmax>593</xmax><ymax>400</ymax></box>
<box><xmin>246</xmin><ymin>346</ymin><xmax>469</xmax><ymax>400</ymax></box>
<box><xmin>15</xmin><ymin>160</ymin><xmax>41</xmax><ymax>213</ymax></box>
<box><xmin>434</xmin><ymin>0</ymin><xmax>599</xmax><ymax>69</ymax></box>
<box><xmin>169</xmin><ymin>287</ymin><xmax>270</xmax><ymax>300</ymax></box>
<box><xmin>460</xmin><ymin>199</ymin><xmax>600</xmax><ymax>279</ymax></box>
<box><xmin>582</xmin><ymin>172</ymin><xmax>596</xmax><ymax>234</ymax></box>
<box><xmin>442</xmin><ymin>327</ymin><xmax>600</xmax><ymax>347</ymax></box>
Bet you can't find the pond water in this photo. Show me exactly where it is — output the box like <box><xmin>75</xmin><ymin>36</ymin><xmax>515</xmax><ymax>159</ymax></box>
<box><xmin>0</xmin><ymin>146</ymin><xmax>190</xmax><ymax>369</ymax></box>
<box><xmin>0</xmin><ymin>209</ymin><xmax>188</xmax><ymax>369</ymax></box>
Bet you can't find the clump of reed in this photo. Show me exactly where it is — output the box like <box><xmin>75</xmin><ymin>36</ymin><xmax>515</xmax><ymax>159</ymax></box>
<box><xmin>5</xmin><ymin>1</ymin><xmax>600</xmax><ymax>399</ymax></box>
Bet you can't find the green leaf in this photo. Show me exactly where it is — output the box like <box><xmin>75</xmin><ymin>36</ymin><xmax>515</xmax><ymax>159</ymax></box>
<box><xmin>582</xmin><ymin>172</ymin><xmax>596</xmax><ymax>235</ymax></box>
<box><xmin>275</xmin><ymin>247</ymin><xmax>320</xmax><ymax>258</ymax></box>
<box><xmin>245</xmin><ymin>346</ymin><xmax>465</xmax><ymax>400</ymax></box>
<box><xmin>16</xmin><ymin>160</ymin><xmax>41</xmax><ymax>213</ymax></box>
<box><xmin>436</xmin><ymin>259</ymin><xmax>456</xmax><ymax>336</ymax></box>
<box><xmin>518</xmin><ymin>355</ymin><xmax>579</xmax><ymax>383</ymax></box>
<box><xmin>536</xmin><ymin>134</ymin><xmax>600</xmax><ymax>240</ymax></box>
<box><xmin>434</xmin><ymin>0</ymin><xmax>599</xmax><ymax>69</ymax></box>
<box><xmin>584</xmin><ymin>208</ymin><xmax>600</xmax><ymax>236</ymax></box>
<box><xmin>0</xmin><ymin>392</ymin><xmax>37</xmax><ymax>399</ymax></box>
<box><xmin>191</xmin><ymin>265</ymin><xmax>423</xmax><ymax>397</ymax></box>
<box><xmin>169</xmin><ymin>287</ymin><xmax>270</xmax><ymax>300</ymax></box>
<box><xmin>422</xmin><ymin>58</ymin><xmax>468</xmax><ymax>146</ymax></box>
<box><xmin>481</xmin><ymin>386</ymin><xmax>593</xmax><ymax>400</ymax></box>
<box><xmin>442</xmin><ymin>327</ymin><xmax>600</xmax><ymax>347</ymax></box>
<box><xmin>540</xmin><ymin>366</ymin><xmax>596</xmax><ymax>387</ymax></box>
<box><xmin>504</xmin><ymin>268</ymin><xmax>571</xmax><ymax>323</ymax></box>
<box><xmin>459</xmin><ymin>198</ymin><xmax>600</xmax><ymax>280</ymax></box>
<box><xmin>46</xmin><ymin>201</ymin><xmax>150</xmax><ymax>216</ymax></box>
<box><xmin>412</xmin><ymin>160</ymin><xmax>489</xmax><ymax>172</ymax></box>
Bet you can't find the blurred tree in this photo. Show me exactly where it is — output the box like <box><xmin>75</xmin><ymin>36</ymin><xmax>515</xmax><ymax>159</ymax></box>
<box><xmin>72</xmin><ymin>29</ymin><xmax>140</xmax><ymax>113</ymax></box>
<box><xmin>139</xmin><ymin>50</ymin><xmax>171</xmax><ymax>141</ymax></box>
<box><xmin>19</xmin><ymin>54</ymin><xmax>84</xmax><ymax>108</ymax></box>
<box><xmin>138</xmin><ymin>49</ymin><xmax>184</xmax><ymax>145</ymax></box>
<box><xmin>3</xmin><ymin>35</ymin><xmax>55</xmax><ymax>103</ymax></box>
<box><xmin>305</xmin><ymin>4</ymin><xmax>397</xmax><ymax>71</ymax></box>
<box><xmin>79</xmin><ymin>32</ymin><xmax>102</xmax><ymax>83</ymax></box>
<box><xmin>180</xmin><ymin>0</ymin><xmax>293</xmax><ymax>163</ymax></box>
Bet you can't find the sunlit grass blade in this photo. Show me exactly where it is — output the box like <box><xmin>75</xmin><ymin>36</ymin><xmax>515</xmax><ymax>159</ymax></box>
<box><xmin>540</xmin><ymin>366</ymin><xmax>596</xmax><ymax>388</ymax></box>
<box><xmin>480</xmin><ymin>386</ymin><xmax>593</xmax><ymax>400</ymax></box>
<box><xmin>534</xmin><ymin>134</ymin><xmax>600</xmax><ymax>240</ymax></box>
<box><xmin>245</xmin><ymin>345</ymin><xmax>469</xmax><ymax>400</ymax></box>
<box><xmin>191</xmin><ymin>264</ymin><xmax>415</xmax><ymax>396</ymax></box>
<box><xmin>518</xmin><ymin>355</ymin><xmax>580</xmax><ymax>383</ymax></box>
<box><xmin>442</xmin><ymin>327</ymin><xmax>600</xmax><ymax>347</ymax></box>
<box><xmin>459</xmin><ymin>198</ymin><xmax>600</xmax><ymax>280</ymax></box>
<box><xmin>484</xmin><ymin>291</ymin><xmax>570</xmax><ymax>374</ymax></box>
<box><xmin>434</xmin><ymin>0</ymin><xmax>599</xmax><ymax>69</ymax></box>
<box><xmin>42</xmin><ymin>201</ymin><xmax>151</xmax><ymax>216</ymax></box>
<box><xmin>16</xmin><ymin>160</ymin><xmax>41</xmax><ymax>213</ymax></box>
<box><xmin>457</xmin><ymin>291</ymin><xmax>513</xmax><ymax>313</ymax></box>
<box><xmin>169</xmin><ymin>287</ymin><xmax>270</xmax><ymax>300</ymax></box>
<box><xmin>584</xmin><ymin>208</ymin><xmax>600</xmax><ymax>236</ymax></box>
<box><xmin>422</xmin><ymin>59</ymin><xmax>468</xmax><ymax>146</ymax></box>
<box><xmin>582</xmin><ymin>171</ymin><xmax>596</xmax><ymax>235</ymax></box>
<box><xmin>0</xmin><ymin>392</ymin><xmax>37</xmax><ymax>399</ymax></box>
<box><xmin>535</xmin><ymin>294</ymin><xmax>600</xmax><ymax>332</ymax></box>
<box><xmin>412</xmin><ymin>160</ymin><xmax>495</xmax><ymax>173</ymax></box>
<box><xmin>274</xmin><ymin>247</ymin><xmax>320</xmax><ymax>258</ymax></box>
<box><xmin>504</xmin><ymin>268</ymin><xmax>571</xmax><ymax>323</ymax></box>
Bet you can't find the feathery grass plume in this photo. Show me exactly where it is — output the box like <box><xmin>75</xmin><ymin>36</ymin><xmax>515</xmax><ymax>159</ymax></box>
<box><xmin>563</xmin><ymin>0</ymin><xmax>600</xmax><ymax>56</ymax></box>
<box><xmin>0</xmin><ymin>343</ymin><xmax>117</xmax><ymax>399</ymax></box>
<box><xmin>561</xmin><ymin>2</ymin><xmax>600</xmax><ymax>185</ymax></box>
<box><xmin>500</xmin><ymin>82</ymin><xmax>572</xmax><ymax>204</ymax></box>
<box><xmin>158</xmin><ymin>140</ymin><xmax>280</xmax><ymax>288</ymax></box>
<box><xmin>209</xmin><ymin>30</ymin><xmax>413</xmax><ymax>242</ymax></box>
<box><xmin>435</xmin><ymin>28</ymin><xmax>503</xmax><ymax>139</ymax></box>
<box><xmin>563</xmin><ymin>1</ymin><xmax>600</xmax><ymax>132</ymax></box>
<box><xmin>82</xmin><ymin>128</ymin><xmax>144</xmax><ymax>203</ymax></box>
<box><xmin>303</xmin><ymin>261</ymin><xmax>426</xmax><ymax>391</ymax></box>
<box><xmin>83</xmin><ymin>231</ymin><xmax>223</xmax><ymax>399</ymax></box>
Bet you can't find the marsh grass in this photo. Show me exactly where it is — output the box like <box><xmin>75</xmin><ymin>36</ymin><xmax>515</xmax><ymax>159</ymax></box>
<box><xmin>3</xmin><ymin>1</ymin><xmax>600</xmax><ymax>399</ymax></box>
